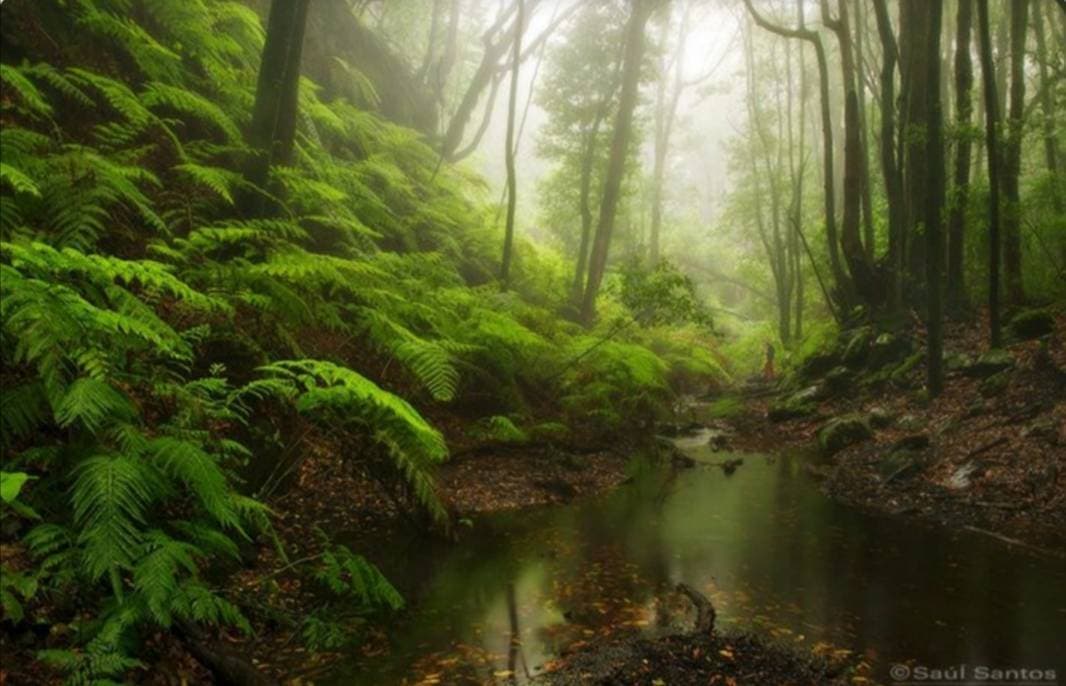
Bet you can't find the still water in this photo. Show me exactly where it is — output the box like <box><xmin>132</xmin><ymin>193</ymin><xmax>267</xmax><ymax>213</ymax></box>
<box><xmin>330</xmin><ymin>437</ymin><xmax>1066</xmax><ymax>684</ymax></box>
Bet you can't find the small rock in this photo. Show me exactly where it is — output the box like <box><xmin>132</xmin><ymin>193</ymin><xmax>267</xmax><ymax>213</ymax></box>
<box><xmin>897</xmin><ymin>413</ymin><xmax>926</xmax><ymax>432</ymax></box>
<box><xmin>893</xmin><ymin>433</ymin><xmax>930</xmax><ymax>451</ymax></box>
<box><xmin>949</xmin><ymin>462</ymin><xmax>977</xmax><ymax>490</ymax></box>
<box><xmin>818</xmin><ymin>414</ymin><xmax>873</xmax><ymax>455</ymax></box>
<box><xmin>979</xmin><ymin>369</ymin><xmax>1011</xmax><ymax>397</ymax></box>
<box><xmin>867</xmin><ymin>406</ymin><xmax>895</xmax><ymax>428</ymax></box>
<box><xmin>943</xmin><ymin>350</ymin><xmax>973</xmax><ymax>373</ymax></box>
<box><xmin>878</xmin><ymin>449</ymin><xmax>923</xmax><ymax>482</ymax></box>
<box><xmin>964</xmin><ymin>349</ymin><xmax>1014</xmax><ymax>378</ymax></box>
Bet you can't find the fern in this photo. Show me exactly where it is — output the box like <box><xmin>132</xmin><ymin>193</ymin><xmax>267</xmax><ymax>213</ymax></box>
<box><xmin>71</xmin><ymin>454</ymin><xmax>159</xmax><ymax>591</ymax></box>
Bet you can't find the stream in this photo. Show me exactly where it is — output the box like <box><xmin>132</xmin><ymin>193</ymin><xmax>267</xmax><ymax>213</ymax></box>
<box><xmin>329</xmin><ymin>430</ymin><xmax>1066</xmax><ymax>684</ymax></box>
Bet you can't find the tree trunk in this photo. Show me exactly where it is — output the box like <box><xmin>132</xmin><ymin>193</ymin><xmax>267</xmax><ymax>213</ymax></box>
<box><xmin>243</xmin><ymin>0</ymin><xmax>311</xmax><ymax>216</ymax></box>
<box><xmin>824</xmin><ymin>0</ymin><xmax>879</xmax><ymax>306</ymax></box>
<box><xmin>500</xmin><ymin>0</ymin><xmax>524</xmax><ymax>288</ymax></box>
<box><xmin>650</xmin><ymin>4</ymin><xmax>690</xmax><ymax>265</ymax></box>
<box><xmin>871</xmin><ymin>0</ymin><xmax>905</xmax><ymax>312</ymax></box>
<box><xmin>976</xmin><ymin>0</ymin><xmax>1003</xmax><ymax>347</ymax></box>
<box><xmin>1003</xmin><ymin>0</ymin><xmax>1029</xmax><ymax>306</ymax></box>
<box><xmin>580</xmin><ymin>0</ymin><xmax>656</xmax><ymax>326</ymax></box>
<box><xmin>922</xmin><ymin>1</ymin><xmax>946</xmax><ymax>396</ymax></box>
<box><xmin>899</xmin><ymin>0</ymin><xmax>935</xmax><ymax>300</ymax></box>
<box><xmin>947</xmin><ymin>0</ymin><xmax>974</xmax><ymax>312</ymax></box>
<box><xmin>743</xmin><ymin>0</ymin><xmax>847</xmax><ymax>306</ymax></box>
<box><xmin>1033</xmin><ymin>1</ymin><xmax>1063</xmax><ymax>214</ymax></box>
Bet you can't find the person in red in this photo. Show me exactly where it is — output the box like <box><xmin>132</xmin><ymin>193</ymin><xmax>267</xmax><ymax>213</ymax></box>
<box><xmin>763</xmin><ymin>341</ymin><xmax>776</xmax><ymax>381</ymax></box>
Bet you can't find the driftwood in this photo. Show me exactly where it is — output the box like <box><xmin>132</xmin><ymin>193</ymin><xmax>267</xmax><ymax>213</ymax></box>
<box><xmin>175</xmin><ymin>620</ymin><xmax>279</xmax><ymax>686</ymax></box>
<box><xmin>676</xmin><ymin>582</ymin><xmax>716</xmax><ymax>634</ymax></box>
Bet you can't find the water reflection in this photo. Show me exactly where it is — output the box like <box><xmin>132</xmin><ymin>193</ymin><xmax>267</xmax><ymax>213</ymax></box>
<box><xmin>331</xmin><ymin>450</ymin><xmax>1066</xmax><ymax>684</ymax></box>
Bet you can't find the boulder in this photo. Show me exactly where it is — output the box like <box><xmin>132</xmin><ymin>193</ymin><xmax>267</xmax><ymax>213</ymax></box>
<box><xmin>818</xmin><ymin>414</ymin><xmax>873</xmax><ymax>455</ymax></box>
<box><xmin>1008</xmin><ymin>308</ymin><xmax>1055</xmax><ymax>341</ymax></box>
<box><xmin>964</xmin><ymin>349</ymin><xmax>1014</xmax><ymax>378</ymax></box>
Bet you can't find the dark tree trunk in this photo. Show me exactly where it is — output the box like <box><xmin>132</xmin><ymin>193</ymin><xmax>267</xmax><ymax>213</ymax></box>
<box><xmin>947</xmin><ymin>0</ymin><xmax>974</xmax><ymax>312</ymax></box>
<box><xmin>871</xmin><ymin>0</ymin><xmax>905</xmax><ymax>312</ymax></box>
<box><xmin>824</xmin><ymin>0</ymin><xmax>879</xmax><ymax>306</ymax></box>
<box><xmin>977</xmin><ymin>0</ymin><xmax>1003</xmax><ymax>347</ymax></box>
<box><xmin>580</xmin><ymin>0</ymin><xmax>656</xmax><ymax>326</ymax></box>
<box><xmin>900</xmin><ymin>0</ymin><xmax>935</xmax><ymax>299</ymax></box>
<box><xmin>922</xmin><ymin>1</ymin><xmax>946</xmax><ymax>396</ymax></box>
<box><xmin>243</xmin><ymin>0</ymin><xmax>311</xmax><ymax>216</ymax></box>
<box><xmin>500</xmin><ymin>0</ymin><xmax>524</xmax><ymax>288</ymax></box>
<box><xmin>1003</xmin><ymin>0</ymin><xmax>1029</xmax><ymax>306</ymax></box>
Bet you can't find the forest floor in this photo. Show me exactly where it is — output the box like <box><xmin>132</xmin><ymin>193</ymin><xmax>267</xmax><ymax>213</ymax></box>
<box><xmin>717</xmin><ymin>309</ymin><xmax>1066</xmax><ymax>555</ymax></box>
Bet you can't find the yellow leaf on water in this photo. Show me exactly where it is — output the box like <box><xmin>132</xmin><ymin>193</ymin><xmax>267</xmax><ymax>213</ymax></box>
<box><xmin>493</xmin><ymin>670</ymin><xmax>515</xmax><ymax>678</ymax></box>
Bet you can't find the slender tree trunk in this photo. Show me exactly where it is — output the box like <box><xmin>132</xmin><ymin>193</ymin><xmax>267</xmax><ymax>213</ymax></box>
<box><xmin>650</xmin><ymin>4</ymin><xmax>691</xmax><ymax>264</ymax></box>
<box><xmin>872</xmin><ymin>0</ymin><xmax>905</xmax><ymax>312</ymax></box>
<box><xmin>1003</xmin><ymin>0</ymin><xmax>1029</xmax><ymax>305</ymax></box>
<box><xmin>744</xmin><ymin>0</ymin><xmax>846</xmax><ymax>306</ymax></box>
<box><xmin>855</xmin><ymin>0</ymin><xmax>876</xmax><ymax>262</ymax></box>
<box><xmin>580</xmin><ymin>0</ymin><xmax>656</xmax><ymax>326</ymax></box>
<box><xmin>243</xmin><ymin>0</ymin><xmax>311</xmax><ymax>216</ymax></box>
<box><xmin>977</xmin><ymin>0</ymin><xmax>1003</xmax><ymax>347</ymax></box>
<box><xmin>500</xmin><ymin>0</ymin><xmax>524</xmax><ymax>288</ymax></box>
<box><xmin>947</xmin><ymin>0</ymin><xmax>974</xmax><ymax>312</ymax></box>
<box><xmin>1033</xmin><ymin>2</ymin><xmax>1063</xmax><ymax>213</ymax></box>
<box><xmin>922</xmin><ymin>1</ymin><xmax>946</xmax><ymax>396</ymax></box>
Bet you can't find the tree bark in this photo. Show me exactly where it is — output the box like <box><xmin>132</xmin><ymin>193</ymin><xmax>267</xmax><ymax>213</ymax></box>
<box><xmin>947</xmin><ymin>0</ymin><xmax>974</xmax><ymax>312</ymax></box>
<box><xmin>1003</xmin><ymin>0</ymin><xmax>1029</xmax><ymax>306</ymax></box>
<box><xmin>976</xmin><ymin>0</ymin><xmax>1003</xmax><ymax>347</ymax></box>
<box><xmin>243</xmin><ymin>0</ymin><xmax>311</xmax><ymax>216</ymax></box>
<box><xmin>871</xmin><ymin>0</ymin><xmax>905</xmax><ymax>312</ymax></box>
<box><xmin>921</xmin><ymin>1</ymin><xmax>946</xmax><ymax>396</ymax></box>
<box><xmin>500</xmin><ymin>0</ymin><xmax>524</xmax><ymax>288</ymax></box>
<box><xmin>823</xmin><ymin>0</ymin><xmax>879</xmax><ymax>306</ymax></box>
<box><xmin>580</xmin><ymin>0</ymin><xmax>657</xmax><ymax>326</ymax></box>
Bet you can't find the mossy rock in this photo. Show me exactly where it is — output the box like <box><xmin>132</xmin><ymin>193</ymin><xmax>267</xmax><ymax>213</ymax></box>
<box><xmin>818</xmin><ymin>414</ymin><xmax>873</xmax><ymax>455</ymax></box>
<box><xmin>797</xmin><ymin>349</ymin><xmax>841</xmax><ymax>380</ymax></box>
<box><xmin>767</xmin><ymin>390</ymin><xmax>819</xmax><ymax>422</ymax></box>
<box><xmin>964</xmin><ymin>349</ymin><xmax>1014</xmax><ymax>378</ymax></box>
<box><xmin>824</xmin><ymin>366</ymin><xmax>853</xmax><ymax>392</ymax></box>
<box><xmin>877</xmin><ymin>449</ymin><xmax>925</xmax><ymax>482</ymax></box>
<box><xmin>1007</xmin><ymin>308</ymin><xmax>1055</xmax><ymax>341</ymax></box>
<box><xmin>979</xmin><ymin>369</ymin><xmax>1011</xmax><ymax>397</ymax></box>
<box><xmin>889</xmin><ymin>352</ymin><xmax>924</xmax><ymax>388</ymax></box>
<box><xmin>868</xmin><ymin>333</ymin><xmax>912</xmax><ymax>370</ymax></box>
<box><xmin>943</xmin><ymin>351</ymin><xmax>973</xmax><ymax>374</ymax></box>
<box><xmin>841</xmin><ymin>327</ymin><xmax>874</xmax><ymax>368</ymax></box>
